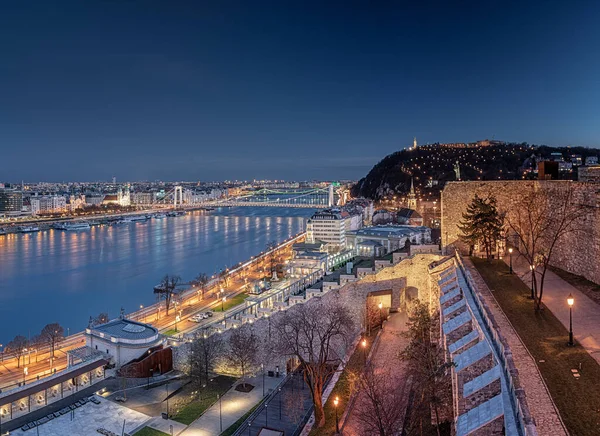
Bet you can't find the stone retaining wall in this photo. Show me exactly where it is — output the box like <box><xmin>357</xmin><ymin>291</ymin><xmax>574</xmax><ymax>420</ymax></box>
<box><xmin>441</xmin><ymin>181</ymin><xmax>600</xmax><ymax>284</ymax></box>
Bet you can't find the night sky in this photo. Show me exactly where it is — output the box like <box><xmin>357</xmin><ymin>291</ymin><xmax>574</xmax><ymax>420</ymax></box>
<box><xmin>2</xmin><ymin>1</ymin><xmax>599</xmax><ymax>182</ymax></box>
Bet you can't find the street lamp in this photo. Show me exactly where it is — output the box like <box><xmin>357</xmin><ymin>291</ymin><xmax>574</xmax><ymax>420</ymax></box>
<box><xmin>222</xmin><ymin>296</ymin><xmax>227</xmax><ymax>312</ymax></box>
<box><xmin>529</xmin><ymin>265</ymin><xmax>535</xmax><ymax>299</ymax></box>
<box><xmin>361</xmin><ymin>338</ymin><xmax>367</xmax><ymax>365</ymax></box>
<box><xmin>175</xmin><ymin>315</ymin><xmax>181</xmax><ymax>332</ymax></box>
<box><xmin>261</xmin><ymin>364</ymin><xmax>265</xmax><ymax>397</ymax></box>
<box><xmin>508</xmin><ymin>248</ymin><xmax>513</xmax><ymax>274</ymax></box>
<box><xmin>378</xmin><ymin>302</ymin><xmax>383</xmax><ymax>327</ymax></box>
<box><xmin>333</xmin><ymin>396</ymin><xmax>339</xmax><ymax>433</ymax></box>
<box><xmin>567</xmin><ymin>293</ymin><xmax>574</xmax><ymax>346</ymax></box>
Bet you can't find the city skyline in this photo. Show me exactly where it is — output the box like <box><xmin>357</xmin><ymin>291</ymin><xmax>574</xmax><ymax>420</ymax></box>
<box><xmin>2</xmin><ymin>2</ymin><xmax>600</xmax><ymax>182</ymax></box>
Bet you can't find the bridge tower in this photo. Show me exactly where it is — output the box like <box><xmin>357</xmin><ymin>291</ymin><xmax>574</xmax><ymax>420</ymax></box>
<box><xmin>173</xmin><ymin>186</ymin><xmax>183</xmax><ymax>208</ymax></box>
<box><xmin>328</xmin><ymin>184</ymin><xmax>334</xmax><ymax>207</ymax></box>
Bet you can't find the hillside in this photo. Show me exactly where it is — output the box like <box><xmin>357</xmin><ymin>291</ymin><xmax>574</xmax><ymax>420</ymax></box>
<box><xmin>351</xmin><ymin>142</ymin><xmax>597</xmax><ymax>201</ymax></box>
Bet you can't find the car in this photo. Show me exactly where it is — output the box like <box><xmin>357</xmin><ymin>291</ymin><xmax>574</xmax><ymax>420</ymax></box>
<box><xmin>189</xmin><ymin>314</ymin><xmax>202</xmax><ymax>322</ymax></box>
<box><xmin>205</xmin><ymin>311</ymin><xmax>214</xmax><ymax>318</ymax></box>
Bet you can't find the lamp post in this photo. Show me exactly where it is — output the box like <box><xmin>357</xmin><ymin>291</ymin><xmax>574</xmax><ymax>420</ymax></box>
<box><xmin>529</xmin><ymin>265</ymin><xmax>535</xmax><ymax>300</ymax></box>
<box><xmin>508</xmin><ymin>248</ymin><xmax>513</xmax><ymax>274</ymax></box>
<box><xmin>361</xmin><ymin>338</ymin><xmax>367</xmax><ymax>365</ymax></box>
<box><xmin>333</xmin><ymin>396</ymin><xmax>339</xmax><ymax>434</ymax></box>
<box><xmin>378</xmin><ymin>302</ymin><xmax>383</xmax><ymax>327</ymax></box>
<box><xmin>278</xmin><ymin>386</ymin><xmax>282</xmax><ymax>420</ymax></box>
<box><xmin>222</xmin><ymin>296</ymin><xmax>226</xmax><ymax>312</ymax></box>
<box><xmin>568</xmin><ymin>294</ymin><xmax>574</xmax><ymax>346</ymax></box>
<box><xmin>261</xmin><ymin>364</ymin><xmax>265</xmax><ymax>397</ymax></box>
<box><xmin>218</xmin><ymin>393</ymin><xmax>223</xmax><ymax>432</ymax></box>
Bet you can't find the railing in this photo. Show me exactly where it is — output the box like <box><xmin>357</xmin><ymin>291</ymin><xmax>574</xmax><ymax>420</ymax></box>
<box><xmin>454</xmin><ymin>252</ymin><xmax>538</xmax><ymax>436</ymax></box>
<box><xmin>231</xmin><ymin>374</ymin><xmax>291</xmax><ymax>436</ymax></box>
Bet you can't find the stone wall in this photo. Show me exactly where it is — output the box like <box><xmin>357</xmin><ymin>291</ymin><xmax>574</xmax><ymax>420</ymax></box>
<box><xmin>441</xmin><ymin>180</ymin><xmax>600</xmax><ymax>284</ymax></box>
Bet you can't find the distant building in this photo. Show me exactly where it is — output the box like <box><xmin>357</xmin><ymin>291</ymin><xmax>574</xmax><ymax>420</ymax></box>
<box><xmin>306</xmin><ymin>209</ymin><xmax>361</xmax><ymax>252</ymax></box>
<box><xmin>578</xmin><ymin>166</ymin><xmax>600</xmax><ymax>183</ymax></box>
<box><xmin>30</xmin><ymin>195</ymin><xmax>67</xmax><ymax>215</ymax></box>
<box><xmin>131</xmin><ymin>192</ymin><xmax>154</xmax><ymax>205</ymax></box>
<box><xmin>0</xmin><ymin>189</ymin><xmax>23</xmax><ymax>214</ymax></box>
<box><xmin>407</xmin><ymin>178</ymin><xmax>417</xmax><ymax>210</ymax></box>
<box><xmin>550</xmin><ymin>152</ymin><xmax>564</xmax><ymax>162</ymax></box>
<box><xmin>86</xmin><ymin>195</ymin><xmax>105</xmax><ymax>206</ymax></box>
<box><xmin>85</xmin><ymin>318</ymin><xmax>165</xmax><ymax>369</ymax></box>
<box><xmin>570</xmin><ymin>155</ymin><xmax>583</xmax><ymax>166</ymax></box>
<box><xmin>397</xmin><ymin>208</ymin><xmax>424</xmax><ymax>226</ymax></box>
<box><xmin>538</xmin><ymin>161</ymin><xmax>559</xmax><ymax>180</ymax></box>
<box><xmin>586</xmin><ymin>156</ymin><xmax>598</xmax><ymax>166</ymax></box>
<box><xmin>346</xmin><ymin>225</ymin><xmax>431</xmax><ymax>257</ymax></box>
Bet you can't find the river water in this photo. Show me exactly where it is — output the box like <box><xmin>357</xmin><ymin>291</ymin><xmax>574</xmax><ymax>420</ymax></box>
<box><xmin>0</xmin><ymin>207</ymin><xmax>314</xmax><ymax>344</ymax></box>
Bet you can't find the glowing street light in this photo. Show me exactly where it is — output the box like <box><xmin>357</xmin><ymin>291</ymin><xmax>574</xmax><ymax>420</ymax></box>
<box><xmin>529</xmin><ymin>265</ymin><xmax>535</xmax><ymax>299</ymax></box>
<box><xmin>333</xmin><ymin>396</ymin><xmax>340</xmax><ymax>433</ymax></box>
<box><xmin>361</xmin><ymin>338</ymin><xmax>367</xmax><ymax>364</ymax></box>
<box><xmin>567</xmin><ymin>293</ymin><xmax>574</xmax><ymax>346</ymax></box>
<box><xmin>508</xmin><ymin>248</ymin><xmax>513</xmax><ymax>274</ymax></box>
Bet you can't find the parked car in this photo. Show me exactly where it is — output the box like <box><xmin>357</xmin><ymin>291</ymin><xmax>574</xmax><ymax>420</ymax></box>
<box><xmin>190</xmin><ymin>314</ymin><xmax>202</xmax><ymax>322</ymax></box>
<box><xmin>206</xmin><ymin>311</ymin><xmax>213</xmax><ymax>318</ymax></box>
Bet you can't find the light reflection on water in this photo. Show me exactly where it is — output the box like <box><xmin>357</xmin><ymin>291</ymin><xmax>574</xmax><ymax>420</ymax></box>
<box><xmin>0</xmin><ymin>207</ymin><xmax>313</xmax><ymax>342</ymax></box>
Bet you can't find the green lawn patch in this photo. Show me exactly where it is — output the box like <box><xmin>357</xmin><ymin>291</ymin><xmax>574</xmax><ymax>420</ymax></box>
<box><xmin>163</xmin><ymin>328</ymin><xmax>179</xmax><ymax>336</ymax></box>
<box><xmin>212</xmin><ymin>292</ymin><xmax>249</xmax><ymax>312</ymax></box>
<box><xmin>309</xmin><ymin>332</ymin><xmax>376</xmax><ymax>436</ymax></box>
<box><xmin>171</xmin><ymin>375</ymin><xmax>237</xmax><ymax>425</ymax></box>
<box><xmin>472</xmin><ymin>258</ymin><xmax>600</xmax><ymax>436</ymax></box>
<box><xmin>134</xmin><ymin>427</ymin><xmax>169</xmax><ymax>436</ymax></box>
<box><xmin>220</xmin><ymin>403</ymin><xmax>261</xmax><ymax>436</ymax></box>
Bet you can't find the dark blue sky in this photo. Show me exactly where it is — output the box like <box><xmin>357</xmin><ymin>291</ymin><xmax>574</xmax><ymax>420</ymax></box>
<box><xmin>2</xmin><ymin>1</ymin><xmax>600</xmax><ymax>182</ymax></box>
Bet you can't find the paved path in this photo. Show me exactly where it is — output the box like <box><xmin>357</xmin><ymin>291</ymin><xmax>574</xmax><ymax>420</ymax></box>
<box><xmin>508</xmin><ymin>255</ymin><xmax>600</xmax><ymax>365</ymax></box>
<box><xmin>10</xmin><ymin>396</ymin><xmax>150</xmax><ymax>436</ymax></box>
<box><xmin>180</xmin><ymin>375</ymin><xmax>281</xmax><ymax>436</ymax></box>
<box><xmin>343</xmin><ymin>312</ymin><xmax>411</xmax><ymax>435</ymax></box>
<box><xmin>465</xmin><ymin>257</ymin><xmax>568</xmax><ymax>435</ymax></box>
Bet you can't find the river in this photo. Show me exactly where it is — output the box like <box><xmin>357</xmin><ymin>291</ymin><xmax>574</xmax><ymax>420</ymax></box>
<box><xmin>0</xmin><ymin>207</ymin><xmax>315</xmax><ymax>344</ymax></box>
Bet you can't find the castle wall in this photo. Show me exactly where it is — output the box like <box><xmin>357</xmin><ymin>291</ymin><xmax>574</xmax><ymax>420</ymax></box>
<box><xmin>441</xmin><ymin>181</ymin><xmax>600</xmax><ymax>284</ymax></box>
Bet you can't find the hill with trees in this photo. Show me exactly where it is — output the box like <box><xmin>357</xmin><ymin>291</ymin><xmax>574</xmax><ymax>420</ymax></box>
<box><xmin>351</xmin><ymin>142</ymin><xmax>598</xmax><ymax>201</ymax></box>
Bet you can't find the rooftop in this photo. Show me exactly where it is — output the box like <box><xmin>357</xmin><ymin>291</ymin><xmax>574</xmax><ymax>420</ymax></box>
<box><xmin>90</xmin><ymin>318</ymin><xmax>158</xmax><ymax>340</ymax></box>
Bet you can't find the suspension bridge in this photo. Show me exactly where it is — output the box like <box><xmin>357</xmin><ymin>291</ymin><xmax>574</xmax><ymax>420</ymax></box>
<box><xmin>213</xmin><ymin>185</ymin><xmax>344</xmax><ymax>208</ymax></box>
<box><xmin>135</xmin><ymin>184</ymin><xmax>348</xmax><ymax>209</ymax></box>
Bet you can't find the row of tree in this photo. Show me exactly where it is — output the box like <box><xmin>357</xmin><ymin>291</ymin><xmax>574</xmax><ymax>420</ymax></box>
<box><xmin>6</xmin><ymin>323</ymin><xmax>65</xmax><ymax>368</ymax></box>
<box><xmin>185</xmin><ymin>298</ymin><xmax>353</xmax><ymax>429</ymax></box>
<box><xmin>459</xmin><ymin>185</ymin><xmax>590</xmax><ymax>310</ymax></box>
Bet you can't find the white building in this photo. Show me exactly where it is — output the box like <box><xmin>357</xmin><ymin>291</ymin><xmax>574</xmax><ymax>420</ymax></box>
<box><xmin>306</xmin><ymin>209</ymin><xmax>361</xmax><ymax>253</ymax></box>
<box><xmin>85</xmin><ymin>318</ymin><xmax>164</xmax><ymax>368</ymax></box>
<box><xmin>30</xmin><ymin>195</ymin><xmax>67</xmax><ymax>215</ymax></box>
<box><xmin>346</xmin><ymin>225</ymin><xmax>432</xmax><ymax>257</ymax></box>
<box><xmin>131</xmin><ymin>192</ymin><xmax>154</xmax><ymax>205</ymax></box>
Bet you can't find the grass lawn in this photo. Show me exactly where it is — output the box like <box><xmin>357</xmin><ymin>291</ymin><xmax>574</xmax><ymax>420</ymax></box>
<box><xmin>212</xmin><ymin>292</ymin><xmax>249</xmax><ymax>312</ymax></box>
<box><xmin>472</xmin><ymin>258</ymin><xmax>600</xmax><ymax>436</ymax></box>
<box><xmin>163</xmin><ymin>328</ymin><xmax>179</xmax><ymax>336</ymax></box>
<box><xmin>134</xmin><ymin>427</ymin><xmax>169</xmax><ymax>436</ymax></box>
<box><xmin>220</xmin><ymin>403</ymin><xmax>260</xmax><ymax>436</ymax></box>
<box><xmin>308</xmin><ymin>331</ymin><xmax>376</xmax><ymax>436</ymax></box>
<box><xmin>171</xmin><ymin>375</ymin><xmax>237</xmax><ymax>425</ymax></box>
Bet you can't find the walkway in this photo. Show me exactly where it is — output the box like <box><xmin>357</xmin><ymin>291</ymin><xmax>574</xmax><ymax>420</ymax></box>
<box><xmin>180</xmin><ymin>375</ymin><xmax>281</xmax><ymax>436</ymax></box>
<box><xmin>508</xmin><ymin>255</ymin><xmax>600</xmax><ymax>365</ymax></box>
<box><xmin>244</xmin><ymin>372</ymin><xmax>314</xmax><ymax>436</ymax></box>
<box><xmin>343</xmin><ymin>312</ymin><xmax>411</xmax><ymax>435</ymax></box>
<box><xmin>464</xmin><ymin>257</ymin><xmax>568</xmax><ymax>435</ymax></box>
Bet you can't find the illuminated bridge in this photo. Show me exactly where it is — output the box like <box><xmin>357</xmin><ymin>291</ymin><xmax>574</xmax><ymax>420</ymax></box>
<box><xmin>214</xmin><ymin>186</ymin><xmax>344</xmax><ymax>208</ymax></box>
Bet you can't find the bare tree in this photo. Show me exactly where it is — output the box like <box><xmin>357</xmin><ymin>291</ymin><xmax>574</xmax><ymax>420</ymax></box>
<box><xmin>273</xmin><ymin>298</ymin><xmax>354</xmax><ymax>428</ymax></box>
<box><xmin>400</xmin><ymin>302</ymin><xmax>452</xmax><ymax>435</ymax></box>
<box><xmin>6</xmin><ymin>335</ymin><xmax>28</xmax><ymax>368</ymax></box>
<box><xmin>193</xmin><ymin>273</ymin><xmax>211</xmax><ymax>300</ymax></box>
<box><xmin>228</xmin><ymin>327</ymin><xmax>258</xmax><ymax>389</ymax></box>
<box><xmin>348</xmin><ymin>366</ymin><xmax>408</xmax><ymax>435</ymax></box>
<box><xmin>505</xmin><ymin>184</ymin><xmax>591</xmax><ymax>309</ymax></box>
<box><xmin>40</xmin><ymin>323</ymin><xmax>64</xmax><ymax>358</ymax></box>
<box><xmin>266</xmin><ymin>240</ymin><xmax>278</xmax><ymax>274</ymax></box>
<box><xmin>154</xmin><ymin>274</ymin><xmax>181</xmax><ymax>315</ymax></box>
<box><xmin>218</xmin><ymin>268</ymin><xmax>230</xmax><ymax>288</ymax></box>
<box><xmin>91</xmin><ymin>312</ymin><xmax>109</xmax><ymax>326</ymax></box>
<box><xmin>191</xmin><ymin>332</ymin><xmax>224</xmax><ymax>386</ymax></box>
